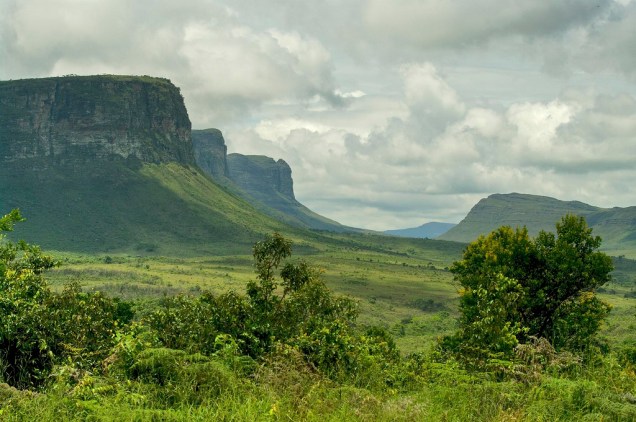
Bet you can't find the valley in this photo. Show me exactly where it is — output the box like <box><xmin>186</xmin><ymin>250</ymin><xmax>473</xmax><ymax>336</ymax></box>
<box><xmin>2</xmin><ymin>74</ymin><xmax>636</xmax><ymax>420</ymax></box>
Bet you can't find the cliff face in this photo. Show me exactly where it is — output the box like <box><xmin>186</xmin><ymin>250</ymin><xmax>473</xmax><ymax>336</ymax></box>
<box><xmin>191</xmin><ymin>129</ymin><xmax>228</xmax><ymax>178</ymax></box>
<box><xmin>192</xmin><ymin>128</ymin><xmax>296</xmax><ymax>202</ymax></box>
<box><xmin>0</xmin><ymin>75</ymin><xmax>194</xmax><ymax>167</ymax></box>
<box><xmin>191</xmin><ymin>129</ymin><xmax>350</xmax><ymax>231</ymax></box>
<box><xmin>192</xmin><ymin>129</ymin><xmax>296</xmax><ymax>199</ymax></box>
<box><xmin>227</xmin><ymin>154</ymin><xmax>295</xmax><ymax>201</ymax></box>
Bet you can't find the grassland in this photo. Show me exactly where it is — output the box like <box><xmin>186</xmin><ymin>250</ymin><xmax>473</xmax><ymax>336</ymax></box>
<box><xmin>44</xmin><ymin>231</ymin><xmax>636</xmax><ymax>355</ymax></box>
<box><xmin>3</xmin><ymin>156</ymin><xmax>636</xmax><ymax>419</ymax></box>
<box><xmin>2</xmin><ymin>228</ymin><xmax>635</xmax><ymax>420</ymax></box>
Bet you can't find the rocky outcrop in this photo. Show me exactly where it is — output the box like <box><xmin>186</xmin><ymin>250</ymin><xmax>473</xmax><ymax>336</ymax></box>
<box><xmin>191</xmin><ymin>128</ymin><xmax>228</xmax><ymax>178</ymax></box>
<box><xmin>191</xmin><ymin>129</ymin><xmax>351</xmax><ymax>232</ymax></box>
<box><xmin>227</xmin><ymin>154</ymin><xmax>295</xmax><ymax>201</ymax></box>
<box><xmin>0</xmin><ymin>75</ymin><xmax>194</xmax><ymax>167</ymax></box>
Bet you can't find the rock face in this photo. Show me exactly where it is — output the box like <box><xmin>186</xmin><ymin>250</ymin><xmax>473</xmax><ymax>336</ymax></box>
<box><xmin>192</xmin><ymin>128</ymin><xmax>351</xmax><ymax>232</ymax></box>
<box><xmin>191</xmin><ymin>128</ymin><xmax>228</xmax><ymax>178</ymax></box>
<box><xmin>0</xmin><ymin>75</ymin><xmax>194</xmax><ymax>167</ymax></box>
<box><xmin>227</xmin><ymin>154</ymin><xmax>295</xmax><ymax>201</ymax></box>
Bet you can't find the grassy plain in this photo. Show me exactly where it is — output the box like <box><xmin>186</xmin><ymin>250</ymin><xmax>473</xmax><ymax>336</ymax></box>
<box><xmin>3</xmin><ymin>232</ymin><xmax>636</xmax><ymax>420</ymax></box>
<box><xmin>45</xmin><ymin>232</ymin><xmax>636</xmax><ymax>355</ymax></box>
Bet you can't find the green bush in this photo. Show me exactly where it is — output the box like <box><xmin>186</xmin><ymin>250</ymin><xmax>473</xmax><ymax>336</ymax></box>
<box><xmin>443</xmin><ymin>215</ymin><xmax>613</xmax><ymax>366</ymax></box>
<box><xmin>0</xmin><ymin>209</ymin><xmax>134</xmax><ymax>388</ymax></box>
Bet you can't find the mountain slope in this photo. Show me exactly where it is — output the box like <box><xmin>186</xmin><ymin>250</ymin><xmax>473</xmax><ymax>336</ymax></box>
<box><xmin>1</xmin><ymin>160</ymin><xmax>290</xmax><ymax>254</ymax></box>
<box><xmin>438</xmin><ymin>193</ymin><xmax>636</xmax><ymax>255</ymax></box>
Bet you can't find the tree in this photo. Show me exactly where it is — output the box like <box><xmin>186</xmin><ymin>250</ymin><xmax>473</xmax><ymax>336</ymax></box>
<box><xmin>444</xmin><ymin>214</ymin><xmax>613</xmax><ymax>363</ymax></box>
<box><xmin>1</xmin><ymin>209</ymin><xmax>132</xmax><ymax>388</ymax></box>
<box><xmin>0</xmin><ymin>209</ymin><xmax>58</xmax><ymax>386</ymax></box>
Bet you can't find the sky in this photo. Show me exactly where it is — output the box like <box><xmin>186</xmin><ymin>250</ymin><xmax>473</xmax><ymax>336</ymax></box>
<box><xmin>2</xmin><ymin>0</ymin><xmax>636</xmax><ymax>230</ymax></box>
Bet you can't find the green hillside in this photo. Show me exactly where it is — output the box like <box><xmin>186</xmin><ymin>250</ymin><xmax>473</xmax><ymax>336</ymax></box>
<box><xmin>439</xmin><ymin>193</ymin><xmax>636</xmax><ymax>257</ymax></box>
<box><xmin>1</xmin><ymin>159</ymin><xmax>297</xmax><ymax>255</ymax></box>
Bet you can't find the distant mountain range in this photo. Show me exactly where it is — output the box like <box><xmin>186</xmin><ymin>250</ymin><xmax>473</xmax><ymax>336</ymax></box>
<box><xmin>384</xmin><ymin>222</ymin><xmax>456</xmax><ymax>239</ymax></box>
<box><xmin>438</xmin><ymin>193</ymin><xmax>636</xmax><ymax>255</ymax></box>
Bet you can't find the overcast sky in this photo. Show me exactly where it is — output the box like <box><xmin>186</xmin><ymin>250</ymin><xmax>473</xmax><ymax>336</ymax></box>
<box><xmin>2</xmin><ymin>0</ymin><xmax>636</xmax><ymax>230</ymax></box>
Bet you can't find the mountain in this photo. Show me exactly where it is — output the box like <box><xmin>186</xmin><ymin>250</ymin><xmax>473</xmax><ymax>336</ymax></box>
<box><xmin>191</xmin><ymin>129</ymin><xmax>353</xmax><ymax>232</ymax></box>
<box><xmin>1</xmin><ymin>75</ymin><xmax>194</xmax><ymax>166</ymax></box>
<box><xmin>385</xmin><ymin>222</ymin><xmax>456</xmax><ymax>239</ymax></box>
<box><xmin>192</xmin><ymin>128</ymin><xmax>228</xmax><ymax>179</ymax></box>
<box><xmin>0</xmin><ymin>75</ymin><xmax>299</xmax><ymax>254</ymax></box>
<box><xmin>438</xmin><ymin>193</ymin><xmax>636</xmax><ymax>255</ymax></box>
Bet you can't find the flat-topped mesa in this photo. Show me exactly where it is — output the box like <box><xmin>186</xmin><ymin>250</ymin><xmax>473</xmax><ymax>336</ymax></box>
<box><xmin>192</xmin><ymin>128</ymin><xmax>351</xmax><ymax>232</ymax></box>
<box><xmin>191</xmin><ymin>128</ymin><xmax>228</xmax><ymax>178</ymax></box>
<box><xmin>227</xmin><ymin>154</ymin><xmax>295</xmax><ymax>200</ymax></box>
<box><xmin>0</xmin><ymin>75</ymin><xmax>194</xmax><ymax>167</ymax></box>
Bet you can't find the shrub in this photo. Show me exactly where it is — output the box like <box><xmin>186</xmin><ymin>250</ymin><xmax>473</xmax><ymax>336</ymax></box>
<box><xmin>443</xmin><ymin>215</ymin><xmax>613</xmax><ymax>366</ymax></box>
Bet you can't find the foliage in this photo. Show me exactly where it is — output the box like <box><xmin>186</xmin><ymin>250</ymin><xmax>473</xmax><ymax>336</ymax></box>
<box><xmin>0</xmin><ymin>210</ymin><xmax>134</xmax><ymax>388</ymax></box>
<box><xmin>1</xmin><ymin>221</ymin><xmax>636</xmax><ymax>420</ymax></box>
<box><xmin>444</xmin><ymin>214</ymin><xmax>613</xmax><ymax>364</ymax></box>
<box><xmin>1</xmin><ymin>209</ymin><xmax>59</xmax><ymax>387</ymax></box>
<box><xmin>143</xmin><ymin>232</ymin><xmax>410</xmax><ymax>386</ymax></box>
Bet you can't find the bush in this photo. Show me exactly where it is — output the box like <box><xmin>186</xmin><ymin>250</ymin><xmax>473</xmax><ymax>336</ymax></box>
<box><xmin>443</xmin><ymin>215</ymin><xmax>613</xmax><ymax>365</ymax></box>
<box><xmin>0</xmin><ymin>209</ymin><xmax>134</xmax><ymax>388</ymax></box>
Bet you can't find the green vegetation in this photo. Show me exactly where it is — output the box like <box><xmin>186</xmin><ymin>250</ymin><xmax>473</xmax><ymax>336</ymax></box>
<box><xmin>0</xmin><ymin>210</ymin><xmax>132</xmax><ymax>388</ymax></box>
<box><xmin>442</xmin><ymin>215</ymin><xmax>613</xmax><ymax>365</ymax></box>
<box><xmin>2</xmin><ymin>211</ymin><xmax>636</xmax><ymax>420</ymax></box>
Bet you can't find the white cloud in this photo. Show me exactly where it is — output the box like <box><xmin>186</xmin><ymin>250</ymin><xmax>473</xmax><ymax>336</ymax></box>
<box><xmin>3</xmin><ymin>0</ymin><xmax>636</xmax><ymax>230</ymax></box>
<box><xmin>1</xmin><ymin>0</ymin><xmax>340</xmax><ymax>125</ymax></box>
<box><xmin>226</xmin><ymin>63</ymin><xmax>636</xmax><ymax>230</ymax></box>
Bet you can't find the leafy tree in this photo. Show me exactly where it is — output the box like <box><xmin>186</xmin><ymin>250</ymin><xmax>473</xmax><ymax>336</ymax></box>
<box><xmin>0</xmin><ymin>209</ymin><xmax>133</xmax><ymax>388</ymax></box>
<box><xmin>148</xmin><ymin>232</ymin><xmax>357</xmax><ymax>359</ymax></box>
<box><xmin>0</xmin><ymin>209</ymin><xmax>58</xmax><ymax>386</ymax></box>
<box><xmin>444</xmin><ymin>214</ymin><xmax>613</xmax><ymax>363</ymax></box>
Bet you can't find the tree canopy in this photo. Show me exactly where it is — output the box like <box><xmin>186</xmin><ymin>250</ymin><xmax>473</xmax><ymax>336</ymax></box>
<box><xmin>444</xmin><ymin>214</ymin><xmax>613</xmax><ymax>363</ymax></box>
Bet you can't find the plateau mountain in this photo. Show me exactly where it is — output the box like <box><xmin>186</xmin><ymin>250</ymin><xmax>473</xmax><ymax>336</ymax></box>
<box><xmin>191</xmin><ymin>128</ymin><xmax>352</xmax><ymax>232</ymax></box>
<box><xmin>0</xmin><ymin>75</ymin><xmax>314</xmax><ymax>254</ymax></box>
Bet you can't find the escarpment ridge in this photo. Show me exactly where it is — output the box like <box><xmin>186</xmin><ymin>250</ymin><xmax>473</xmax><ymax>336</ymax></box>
<box><xmin>0</xmin><ymin>75</ymin><xmax>354</xmax><ymax>252</ymax></box>
<box><xmin>0</xmin><ymin>75</ymin><xmax>194</xmax><ymax>167</ymax></box>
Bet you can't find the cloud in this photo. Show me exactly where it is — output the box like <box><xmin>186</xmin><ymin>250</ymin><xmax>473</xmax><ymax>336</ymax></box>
<box><xmin>364</xmin><ymin>0</ymin><xmax>609</xmax><ymax>48</ymax></box>
<box><xmin>225</xmin><ymin>63</ymin><xmax>636</xmax><ymax>230</ymax></box>
<box><xmin>3</xmin><ymin>1</ymin><xmax>636</xmax><ymax>230</ymax></box>
<box><xmin>360</xmin><ymin>1</ymin><xmax>636</xmax><ymax>80</ymax></box>
<box><xmin>0</xmin><ymin>0</ymin><xmax>340</xmax><ymax>125</ymax></box>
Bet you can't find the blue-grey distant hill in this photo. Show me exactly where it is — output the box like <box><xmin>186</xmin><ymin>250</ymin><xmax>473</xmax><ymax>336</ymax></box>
<box><xmin>385</xmin><ymin>222</ymin><xmax>456</xmax><ymax>239</ymax></box>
